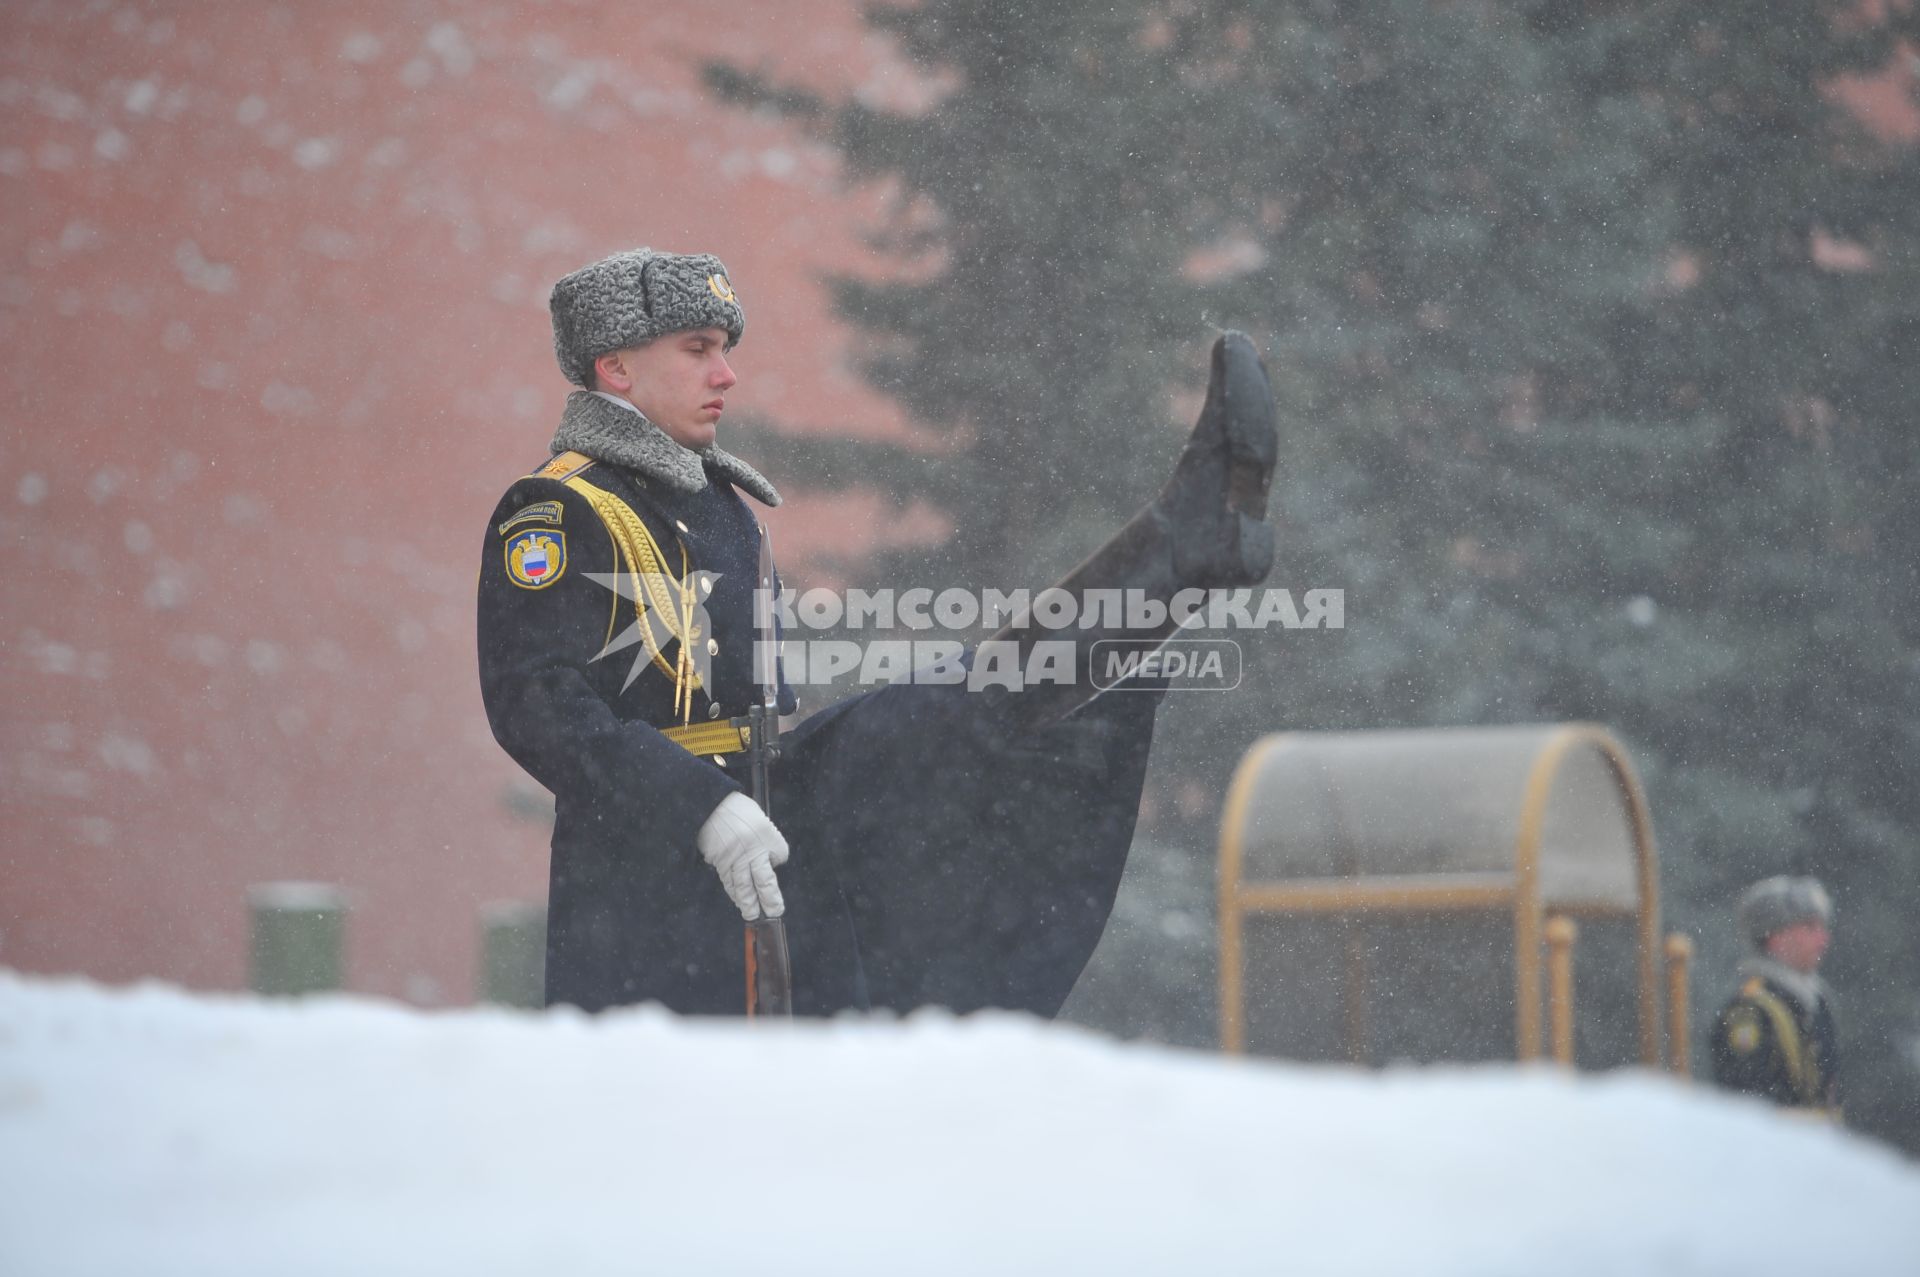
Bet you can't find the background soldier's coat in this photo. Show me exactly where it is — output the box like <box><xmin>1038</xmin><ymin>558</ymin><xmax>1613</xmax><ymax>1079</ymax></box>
<box><xmin>1710</xmin><ymin>973</ymin><xmax>1843</xmax><ymax>1112</ymax></box>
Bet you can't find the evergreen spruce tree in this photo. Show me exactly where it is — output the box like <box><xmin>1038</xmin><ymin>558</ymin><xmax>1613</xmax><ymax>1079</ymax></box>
<box><xmin>1524</xmin><ymin>0</ymin><xmax>1920</xmax><ymax>1146</ymax></box>
<box><xmin>714</xmin><ymin>1</ymin><xmax>1216</xmax><ymax>590</ymax></box>
<box><xmin>716</xmin><ymin>0</ymin><xmax>1920</xmax><ymax>1147</ymax></box>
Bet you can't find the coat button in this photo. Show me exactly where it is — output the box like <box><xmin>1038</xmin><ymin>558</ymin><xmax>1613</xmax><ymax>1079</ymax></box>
<box><xmin>700</xmin><ymin>574</ymin><xmax>714</xmax><ymax>596</ymax></box>
<box><xmin>707</xmin><ymin>702</ymin><xmax>722</xmax><ymax>719</ymax></box>
<box><xmin>707</xmin><ymin>638</ymin><xmax>720</xmax><ymax>656</ymax></box>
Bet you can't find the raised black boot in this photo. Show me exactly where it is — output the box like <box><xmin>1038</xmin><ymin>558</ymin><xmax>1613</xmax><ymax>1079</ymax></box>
<box><xmin>984</xmin><ymin>330</ymin><xmax>1279</xmax><ymax>732</ymax></box>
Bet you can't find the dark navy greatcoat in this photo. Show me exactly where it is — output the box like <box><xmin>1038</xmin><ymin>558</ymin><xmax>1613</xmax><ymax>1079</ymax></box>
<box><xmin>1709</xmin><ymin>972</ymin><xmax>1843</xmax><ymax>1113</ymax></box>
<box><xmin>478</xmin><ymin>448</ymin><xmax>1158</xmax><ymax>1017</ymax></box>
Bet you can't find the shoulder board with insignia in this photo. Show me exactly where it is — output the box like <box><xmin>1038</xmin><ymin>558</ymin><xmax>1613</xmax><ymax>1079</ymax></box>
<box><xmin>498</xmin><ymin>499</ymin><xmax>564</xmax><ymax>536</ymax></box>
<box><xmin>530</xmin><ymin>450</ymin><xmax>597</xmax><ymax>482</ymax></box>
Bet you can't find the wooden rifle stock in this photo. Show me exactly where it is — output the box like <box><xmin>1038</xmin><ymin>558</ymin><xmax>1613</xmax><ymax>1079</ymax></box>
<box><xmin>744</xmin><ymin>916</ymin><xmax>792</xmax><ymax>1019</ymax></box>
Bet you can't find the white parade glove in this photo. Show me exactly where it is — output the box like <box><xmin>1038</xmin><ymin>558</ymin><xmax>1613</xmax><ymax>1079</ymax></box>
<box><xmin>695</xmin><ymin>792</ymin><xmax>790</xmax><ymax>921</ymax></box>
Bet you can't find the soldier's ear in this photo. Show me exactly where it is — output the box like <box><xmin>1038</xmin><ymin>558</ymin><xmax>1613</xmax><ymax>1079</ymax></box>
<box><xmin>593</xmin><ymin>350</ymin><xmax>634</xmax><ymax>393</ymax></box>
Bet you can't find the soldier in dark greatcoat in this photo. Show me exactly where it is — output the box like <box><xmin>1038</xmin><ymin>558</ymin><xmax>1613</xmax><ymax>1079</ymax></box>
<box><xmin>1709</xmin><ymin>875</ymin><xmax>1842</xmax><ymax>1117</ymax></box>
<box><xmin>477</xmin><ymin>247</ymin><xmax>1278</xmax><ymax>1016</ymax></box>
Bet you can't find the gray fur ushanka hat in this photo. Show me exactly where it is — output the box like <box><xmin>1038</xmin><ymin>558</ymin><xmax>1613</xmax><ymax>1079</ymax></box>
<box><xmin>1737</xmin><ymin>875</ymin><xmax>1832</xmax><ymax>949</ymax></box>
<box><xmin>549</xmin><ymin>248</ymin><xmax>745</xmax><ymax>387</ymax></box>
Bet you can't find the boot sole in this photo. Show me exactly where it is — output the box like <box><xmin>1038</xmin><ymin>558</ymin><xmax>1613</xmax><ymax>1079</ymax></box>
<box><xmin>1212</xmin><ymin>331</ymin><xmax>1278</xmax><ymax>522</ymax></box>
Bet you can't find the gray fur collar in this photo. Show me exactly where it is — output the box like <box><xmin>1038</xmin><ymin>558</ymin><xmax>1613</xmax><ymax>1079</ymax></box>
<box><xmin>1739</xmin><ymin>955</ymin><xmax>1831</xmax><ymax>1014</ymax></box>
<box><xmin>548</xmin><ymin>391</ymin><xmax>781</xmax><ymax>507</ymax></box>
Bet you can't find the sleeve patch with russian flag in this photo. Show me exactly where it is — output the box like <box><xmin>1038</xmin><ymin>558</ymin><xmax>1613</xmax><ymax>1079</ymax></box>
<box><xmin>504</xmin><ymin>528</ymin><xmax>566</xmax><ymax>589</ymax></box>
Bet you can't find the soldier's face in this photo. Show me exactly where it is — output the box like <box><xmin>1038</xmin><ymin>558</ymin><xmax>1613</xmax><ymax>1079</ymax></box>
<box><xmin>602</xmin><ymin>327</ymin><xmax>737</xmax><ymax>450</ymax></box>
<box><xmin>1766</xmin><ymin>920</ymin><xmax>1830</xmax><ymax>973</ymax></box>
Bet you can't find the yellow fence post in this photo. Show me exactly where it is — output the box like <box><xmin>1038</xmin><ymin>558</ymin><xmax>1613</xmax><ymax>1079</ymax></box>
<box><xmin>1545</xmin><ymin>914</ymin><xmax>1578</xmax><ymax>1067</ymax></box>
<box><xmin>1663</xmin><ymin>933</ymin><xmax>1694</xmax><ymax>1077</ymax></box>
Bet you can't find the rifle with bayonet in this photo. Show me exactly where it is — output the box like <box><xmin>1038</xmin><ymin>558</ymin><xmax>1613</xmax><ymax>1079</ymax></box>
<box><xmin>743</xmin><ymin>523</ymin><xmax>792</xmax><ymax>1019</ymax></box>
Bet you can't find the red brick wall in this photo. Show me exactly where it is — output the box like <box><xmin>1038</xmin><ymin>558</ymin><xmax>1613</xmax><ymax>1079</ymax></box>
<box><xmin>0</xmin><ymin>0</ymin><xmax>914</xmax><ymax>1002</ymax></box>
<box><xmin>15</xmin><ymin>3</ymin><xmax>1904</xmax><ymax>1006</ymax></box>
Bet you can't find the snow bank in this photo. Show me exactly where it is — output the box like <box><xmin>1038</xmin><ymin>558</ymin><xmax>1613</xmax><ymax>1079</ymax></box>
<box><xmin>0</xmin><ymin>972</ymin><xmax>1914</xmax><ymax>1276</ymax></box>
